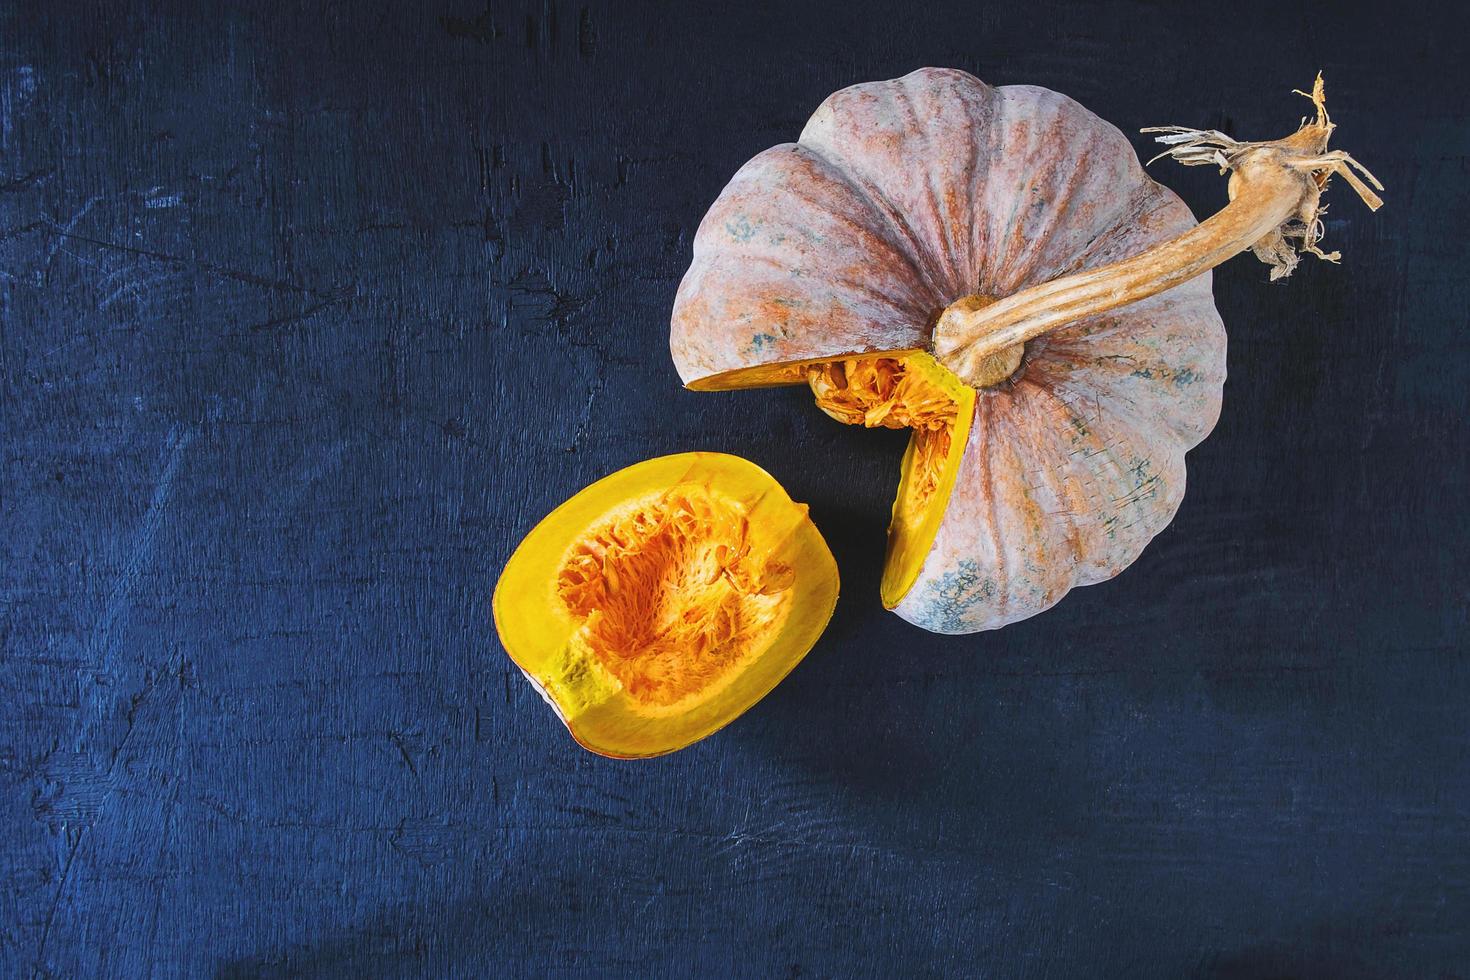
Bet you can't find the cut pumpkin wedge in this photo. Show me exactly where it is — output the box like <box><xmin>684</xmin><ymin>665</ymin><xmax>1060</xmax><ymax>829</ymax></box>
<box><xmin>492</xmin><ymin>452</ymin><xmax>838</xmax><ymax>758</ymax></box>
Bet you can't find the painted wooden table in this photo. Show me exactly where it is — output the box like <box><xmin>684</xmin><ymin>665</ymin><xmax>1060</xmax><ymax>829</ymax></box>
<box><xmin>2</xmin><ymin>1</ymin><xmax>1466</xmax><ymax>975</ymax></box>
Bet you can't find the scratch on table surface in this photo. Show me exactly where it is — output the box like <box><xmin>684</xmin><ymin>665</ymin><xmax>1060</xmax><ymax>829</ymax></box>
<box><xmin>242</xmin><ymin>293</ymin><xmax>351</xmax><ymax>334</ymax></box>
<box><xmin>138</xmin><ymin>801</ymin><xmax>178</xmax><ymax>977</ymax></box>
<box><xmin>42</xmin><ymin>196</ymin><xmax>102</xmax><ymax>276</ymax></box>
<box><xmin>28</xmin><ymin>424</ymin><xmax>199</xmax><ymax>972</ymax></box>
<box><xmin>32</xmin><ymin>827</ymin><xmax>83</xmax><ymax>972</ymax></box>
<box><xmin>143</xmin><ymin>188</ymin><xmax>182</xmax><ymax>209</ymax></box>
<box><xmin>87</xmin><ymin>424</ymin><xmax>196</xmax><ymax>669</ymax></box>
<box><xmin>0</xmin><ymin>65</ymin><xmax>38</xmax><ymax>151</ymax></box>
<box><xmin>269</xmin><ymin>438</ymin><xmax>354</xmax><ymax>517</ymax></box>
<box><xmin>50</xmin><ymin>228</ymin><xmax>340</xmax><ymax>297</ymax></box>
<box><xmin>96</xmin><ymin>267</ymin><xmax>172</xmax><ymax>312</ymax></box>
<box><xmin>565</xmin><ymin>377</ymin><xmax>604</xmax><ymax>454</ymax></box>
<box><xmin>388</xmin><ymin>732</ymin><xmax>420</xmax><ymax>777</ymax></box>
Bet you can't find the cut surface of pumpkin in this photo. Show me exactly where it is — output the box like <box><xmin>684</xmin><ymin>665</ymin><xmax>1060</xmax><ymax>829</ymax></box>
<box><xmin>686</xmin><ymin>351</ymin><xmax>974</xmax><ymax>611</ymax></box>
<box><xmin>493</xmin><ymin>453</ymin><xmax>838</xmax><ymax>758</ymax></box>
<box><xmin>805</xmin><ymin>352</ymin><xmax>977</xmax><ymax>608</ymax></box>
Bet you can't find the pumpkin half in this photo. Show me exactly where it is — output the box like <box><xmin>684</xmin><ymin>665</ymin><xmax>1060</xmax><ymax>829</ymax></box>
<box><xmin>671</xmin><ymin>68</ymin><xmax>1381</xmax><ymax>633</ymax></box>
<box><xmin>493</xmin><ymin>453</ymin><xmax>838</xmax><ymax>757</ymax></box>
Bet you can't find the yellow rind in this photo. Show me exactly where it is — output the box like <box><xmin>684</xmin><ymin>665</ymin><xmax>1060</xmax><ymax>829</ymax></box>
<box><xmin>685</xmin><ymin>349</ymin><xmax>927</xmax><ymax>391</ymax></box>
<box><xmin>879</xmin><ymin>354</ymin><xmax>974</xmax><ymax>608</ymax></box>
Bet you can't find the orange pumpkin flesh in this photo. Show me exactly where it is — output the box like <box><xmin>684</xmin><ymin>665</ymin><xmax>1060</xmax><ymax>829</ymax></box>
<box><xmin>493</xmin><ymin>453</ymin><xmax>838</xmax><ymax>758</ymax></box>
<box><xmin>809</xmin><ymin>353</ymin><xmax>977</xmax><ymax>608</ymax></box>
<box><xmin>685</xmin><ymin>350</ymin><xmax>975</xmax><ymax>609</ymax></box>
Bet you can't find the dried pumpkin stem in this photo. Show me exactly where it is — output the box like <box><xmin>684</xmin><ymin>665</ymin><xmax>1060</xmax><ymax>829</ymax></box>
<box><xmin>934</xmin><ymin>75</ymin><xmax>1384</xmax><ymax>388</ymax></box>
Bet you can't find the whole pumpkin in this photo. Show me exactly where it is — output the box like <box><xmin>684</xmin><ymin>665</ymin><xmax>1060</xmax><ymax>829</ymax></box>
<box><xmin>671</xmin><ymin>68</ymin><xmax>1379</xmax><ymax>633</ymax></box>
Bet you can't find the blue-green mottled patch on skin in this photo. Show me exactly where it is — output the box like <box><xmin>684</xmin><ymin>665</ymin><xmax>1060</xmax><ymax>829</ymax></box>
<box><xmin>725</xmin><ymin>216</ymin><xmax>757</xmax><ymax>242</ymax></box>
<box><xmin>1130</xmin><ymin>365</ymin><xmax>1198</xmax><ymax>387</ymax></box>
<box><xmin>747</xmin><ymin>333</ymin><xmax>777</xmax><ymax>354</ymax></box>
<box><xmin>914</xmin><ymin>558</ymin><xmax>996</xmax><ymax>632</ymax></box>
<box><xmin>1120</xmin><ymin>459</ymin><xmax>1160</xmax><ymax>507</ymax></box>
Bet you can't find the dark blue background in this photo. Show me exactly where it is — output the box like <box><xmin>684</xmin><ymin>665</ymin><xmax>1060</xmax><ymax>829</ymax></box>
<box><xmin>2</xmin><ymin>1</ymin><xmax>1466</xmax><ymax>976</ymax></box>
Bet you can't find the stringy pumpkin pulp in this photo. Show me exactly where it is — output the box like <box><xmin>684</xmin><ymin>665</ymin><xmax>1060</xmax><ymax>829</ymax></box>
<box><xmin>805</xmin><ymin>354</ymin><xmax>965</xmax><ymax>554</ymax></box>
<box><xmin>556</xmin><ymin>488</ymin><xmax>794</xmax><ymax>707</ymax></box>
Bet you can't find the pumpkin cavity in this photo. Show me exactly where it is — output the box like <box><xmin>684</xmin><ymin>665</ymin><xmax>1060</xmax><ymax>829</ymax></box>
<box><xmin>556</xmin><ymin>487</ymin><xmax>794</xmax><ymax>708</ymax></box>
<box><xmin>806</xmin><ymin>353</ymin><xmax>958</xmax><ymax>525</ymax></box>
<box><xmin>802</xmin><ymin>351</ymin><xmax>976</xmax><ymax>606</ymax></box>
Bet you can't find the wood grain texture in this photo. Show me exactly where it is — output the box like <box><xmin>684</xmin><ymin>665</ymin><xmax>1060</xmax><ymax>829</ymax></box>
<box><xmin>1</xmin><ymin>1</ymin><xmax>1466</xmax><ymax>976</ymax></box>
